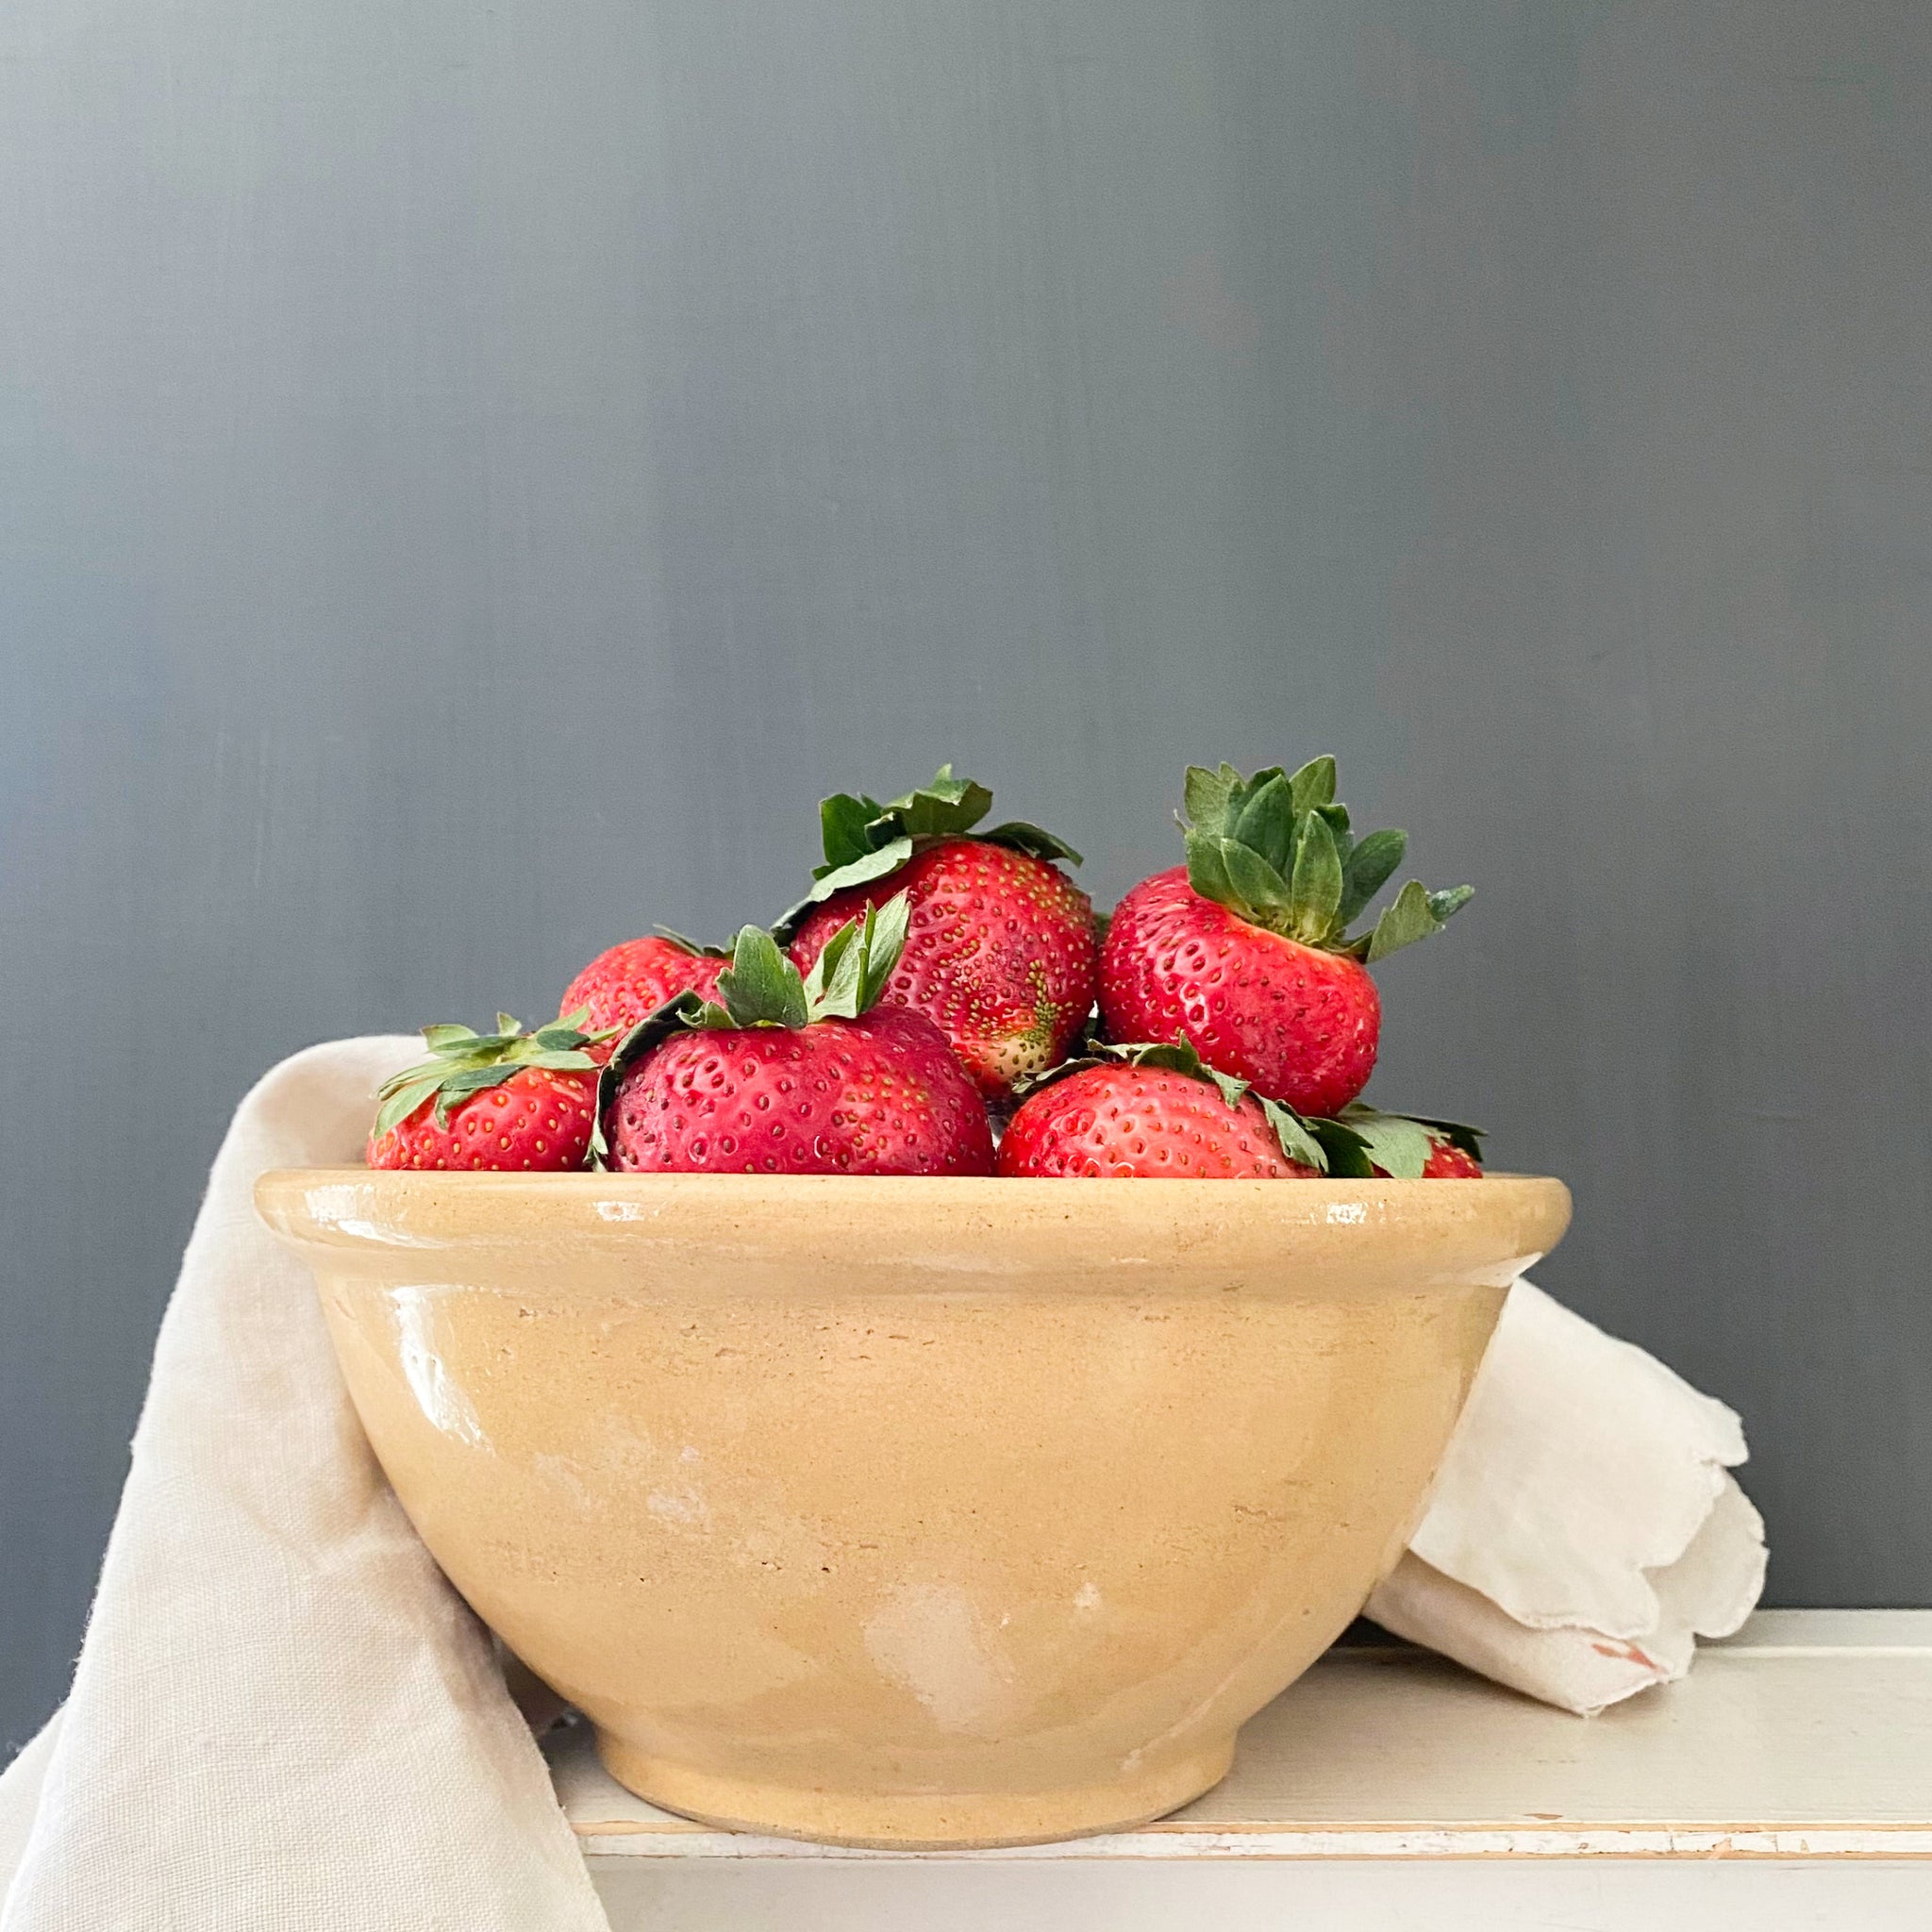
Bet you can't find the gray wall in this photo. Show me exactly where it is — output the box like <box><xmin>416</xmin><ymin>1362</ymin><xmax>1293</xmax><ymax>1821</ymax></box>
<box><xmin>4</xmin><ymin>0</ymin><xmax>1928</xmax><ymax>1749</ymax></box>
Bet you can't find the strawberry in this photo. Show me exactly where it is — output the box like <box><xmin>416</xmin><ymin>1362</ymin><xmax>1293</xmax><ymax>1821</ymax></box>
<box><xmin>999</xmin><ymin>1041</ymin><xmax>1487</xmax><ymax>1182</ymax></box>
<box><xmin>998</xmin><ymin>1041</ymin><xmax>1321</xmax><ymax>1180</ymax></box>
<box><xmin>774</xmin><ymin>767</ymin><xmax>1097</xmax><ymax>1102</ymax></box>
<box><xmin>1420</xmin><ymin>1139</ymin><xmax>1484</xmax><ymax>1179</ymax></box>
<box><xmin>560</xmin><ymin>931</ymin><xmax>729</xmax><ymax>1040</ymax></box>
<box><xmin>598</xmin><ymin>896</ymin><xmax>995</xmax><ymax>1176</ymax></box>
<box><xmin>367</xmin><ymin>1011</ymin><xmax>616</xmax><ymax>1170</ymax></box>
<box><xmin>1099</xmin><ymin>758</ymin><xmax>1472</xmax><ymax>1116</ymax></box>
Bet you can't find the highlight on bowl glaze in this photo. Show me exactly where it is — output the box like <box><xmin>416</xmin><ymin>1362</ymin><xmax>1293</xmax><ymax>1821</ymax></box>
<box><xmin>257</xmin><ymin>1171</ymin><xmax>1570</xmax><ymax>1849</ymax></box>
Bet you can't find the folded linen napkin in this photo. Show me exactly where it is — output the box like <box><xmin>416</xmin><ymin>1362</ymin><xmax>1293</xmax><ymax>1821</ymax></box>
<box><xmin>1</xmin><ymin>1040</ymin><xmax>1765</xmax><ymax>1924</ymax></box>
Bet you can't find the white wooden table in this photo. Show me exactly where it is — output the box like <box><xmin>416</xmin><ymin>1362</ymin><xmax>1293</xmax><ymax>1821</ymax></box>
<box><xmin>550</xmin><ymin>1610</ymin><xmax>1932</xmax><ymax>1930</ymax></box>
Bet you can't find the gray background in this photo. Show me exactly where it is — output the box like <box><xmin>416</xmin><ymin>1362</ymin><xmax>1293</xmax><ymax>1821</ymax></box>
<box><xmin>4</xmin><ymin>0</ymin><xmax>1928</xmax><ymax>1751</ymax></box>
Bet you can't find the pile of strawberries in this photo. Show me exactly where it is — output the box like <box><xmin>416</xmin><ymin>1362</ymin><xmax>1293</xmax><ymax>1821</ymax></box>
<box><xmin>367</xmin><ymin>759</ymin><xmax>1483</xmax><ymax>1182</ymax></box>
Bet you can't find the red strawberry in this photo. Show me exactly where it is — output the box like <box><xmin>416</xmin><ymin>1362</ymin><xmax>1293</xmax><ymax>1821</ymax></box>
<box><xmin>1099</xmin><ymin>758</ymin><xmax>1471</xmax><ymax>1116</ymax></box>
<box><xmin>1102</xmin><ymin>866</ymin><xmax>1378</xmax><ymax>1117</ymax></box>
<box><xmin>997</xmin><ymin>1042</ymin><xmax>1484</xmax><ymax>1182</ymax></box>
<box><xmin>774</xmin><ymin>768</ymin><xmax>1096</xmax><ymax>1101</ymax></box>
<box><xmin>560</xmin><ymin>931</ymin><xmax>728</xmax><ymax>1038</ymax></box>
<box><xmin>367</xmin><ymin>1012</ymin><xmax>615</xmax><ymax>1170</ymax></box>
<box><xmin>998</xmin><ymin>1040</ymin><xmax>1323</xmax><ymax>1179</ymax></box>
<box><xmin>599</xmin><ymin>898</ymin><xmax>994</xmax><ymax>1176</ymax></box>
<box><xmin>1420</xmin><ymin>1138</ymin><xmax>1483</xmax><ymax>1178</ymax></box>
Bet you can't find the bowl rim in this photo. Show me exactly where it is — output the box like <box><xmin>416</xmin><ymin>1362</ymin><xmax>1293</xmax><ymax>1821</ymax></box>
<box><xmin>258</xmin><ymin>1166</ymin><xmax>1566</xmax><ymax>1184</ymax></box>
<box><xmin>256</xmin><ymin>1167</ymin><xmax>1573</xmax><ymax>1288</ymax></box>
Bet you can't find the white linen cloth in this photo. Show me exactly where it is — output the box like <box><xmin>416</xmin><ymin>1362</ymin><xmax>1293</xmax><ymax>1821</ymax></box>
<box><xmin>1368</xmin><ymin>1280</ymin><xmax>1768</xmax><ymax>1714</ymax></box>
<box><xmin>0</xmin><ymin>1040</ymin><xmax>608</xmax><ymax>1932</ymax></box>
<box><xmin>0</xmin><ymin>1040</ymin><xmax>1765</xmax><ymax>1924</ymax></box>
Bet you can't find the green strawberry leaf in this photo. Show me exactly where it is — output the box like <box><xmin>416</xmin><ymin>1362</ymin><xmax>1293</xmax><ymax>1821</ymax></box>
<box><xmin>1338</xmin><ymin>828</ymin><xmax>1407</xmax><ymax>925</ymax></box>
<box><xmin>430</xmin><ymin>1063</ymin><xmax>518</xmax><ymax>1126</ymax></box>
<box><xmin>372</xmin><ymin>1071</ymin><xmax>454</xmax><ymax>1141</ymax></box>
<box><xmin>1257</xmin><ymin>1096</ymin><xmax>1329</xmax><ymax>1171</ymax></box>
<box><xmin>1400</xmin><ymin>1111</ymin><xmax>1487</xmax><ymax>1162</ymax></box>
<box><xmin>1183</xmin><ymin>828</ymin><xmax>1245</xmax><ymax>917</ymax></box>
<box><xmin>1201</xmin><ymin>1065</ymin><xmax>1253</xmax><ymax>1112</ymax></box>
<box><xmin>715</xmin><ymin>926</ymin><xmax>810</xmax><ymax>1029</ymax></box>
<box><xmin>1116</xmin><ymin>1038</ymin><xmax>1198</xmax><ymax>1074</ymax></box>
<box><xmin>1287</xmin><ymin>755</ymin><xmax>1337</xmax><ymax>817</ymax></box>
<box><xmin>420</xmin><ymin>1023</ymin><xmax>477</xmax><ymax>1051</ymax></box>
<box><xmin>891</xmin><ymin>771</ymin><xmax>994</xmax><ymax>839</ymax></box>
<box><xmin>1289</xmin><ymin>810</ymin><xmax>1344</xmax><ymax>942</ymax></box>
<box><xmin>439</xmin><ymin>1064</ymin><xmax>516</xmax><ymax>1099</ymax></box>
<box><xmin>858</xmin><ymin>891</ymin><xmax>912</xmax><ymax>1007</ymax></box>
<box><xmin>1183</xmin><ymin>763</ymin><xmax>1246</xmax><ymax>840</ymax></box>
<box><xmin>1333</xmin><ymin>1107</ymin><xmax>1434</xmax><ymax>1178</ymax></box>
<box><xmin>1307</xmin><ymin>1114</ymin><xmax>1378</xmax><ymax>1178</ymax></box>
<box><xmin>1314</xmin><ymin>801</ymin><xmax>1354</xmax><ymax>869</ymax></box>
<box><xmin>801</xmin><ymin>894</ymin><xmax>912</xmax><ymax>1020</ymax></box>
<box><xmin>1331</xmin><ymin>1104</ymin><xmax>1486</xmax><ymax>1172</ymax></box>
<box><xmin>979</xmin><ymin>820</ymin><xmax>1083</xmax><ymax>865</ymax></box>
<box><xmin>1230</xmin><ymin>772</ymin><xmax>1297</xmax><ymax>877</ymax></box>
<box><xmin>1362</xmin><ymin>878</ymin><xmax>1474</xmax><ymax>962</ymax></box>
<box><xmin>529</xmin><ymin>1013</ymin><xmax>596</xmax><ymax>1052</ymax></box>
<box><xmin>773</xmin><ymin>837</ymin><xmax>916</xmax><ymax>938</ymax></box>
<box><xmin>808</xmin><ymin>834</ymin><xmax>916</xmax><ymax>893</ymax></box>
<box><xmin>801</xmin><ymin>914</ymin><xmax>863</xmax><ymax>1017</ymax></box>
<box><xmin>651</xmin><ymin>926</ymin><xmax>733</xmax><ymax>959</ymax></box>
<box><xmin>819</xmin><ymin>791</ymin><xmax>885</xmax><ymax>872</ymax></box>
<box><xmin>1221</xmin><ymin>839</ymin><xmax>1296</xmax><ymax>921</ymax></box>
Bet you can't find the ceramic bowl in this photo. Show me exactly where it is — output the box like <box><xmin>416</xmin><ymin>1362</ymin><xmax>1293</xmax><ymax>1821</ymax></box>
<box><xmin>257</xmin><ymin>1170</ymin><xmax>1569</xmax><ymax>1848</ymax></box>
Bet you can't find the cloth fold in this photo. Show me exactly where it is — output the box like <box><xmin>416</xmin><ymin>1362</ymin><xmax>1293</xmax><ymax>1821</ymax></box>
<box><xmin>1368</xmin><ymin>1280</ymin><xmax>1767</xmax><ymax>1714</ymax></box>
<box><xmin>1</xmin><ymin>1040</ymin><xmax>1765</xmax><ymax>1924</ymax></box>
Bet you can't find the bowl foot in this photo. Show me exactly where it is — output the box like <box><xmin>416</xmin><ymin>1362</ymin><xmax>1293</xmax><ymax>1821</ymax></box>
<box><xmin>591</xmin><ymin>1731</ymin><xmax>1238</xmax><ymax>1850</ymax></box>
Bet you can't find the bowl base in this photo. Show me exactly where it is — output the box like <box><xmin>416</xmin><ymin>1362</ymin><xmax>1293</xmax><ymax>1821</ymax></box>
<box><xmin>591</xmin><ymin>1730</ymin><xmax>1238</xmax><ymax>1850</ymax></box>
